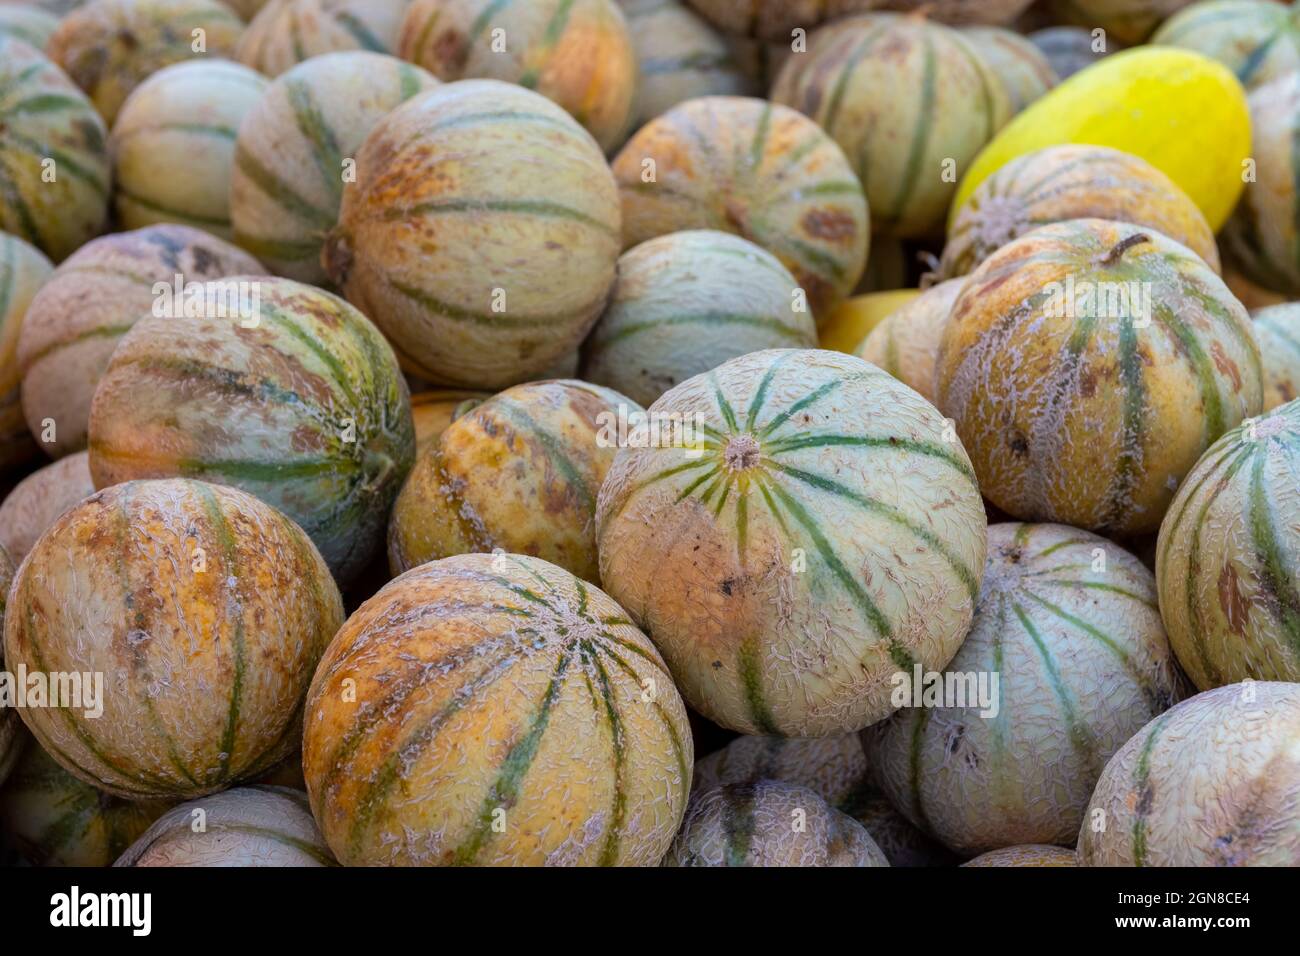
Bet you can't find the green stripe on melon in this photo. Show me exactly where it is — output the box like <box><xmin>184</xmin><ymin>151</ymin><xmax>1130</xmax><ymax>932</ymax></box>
<box><xmin>1153</xmin><ymin>0</ymin><xmax>1300</xmax><ymax>90</ymax></box>
<box><xmin>1252</xmin><ymin>303</ymin><xmax>1300</xmax><ymax>410</ymax></box>
<box><xmin>0</xmin><ymin>6</ymin><xmax>60</xmax><ymax>49</ymax></box>
<box><xmin>237</xmin><ymin>0</ymin><xmax>407</xmax><ymax>77</ymax></box>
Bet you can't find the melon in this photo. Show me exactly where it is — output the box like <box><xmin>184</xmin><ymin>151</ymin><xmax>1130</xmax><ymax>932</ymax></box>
<box><xmin>861</xmin><ymin>1</ymin><xmax>1034</xmax><ymax>24</ymax></box>
<box><xmin>682</xmin><ymin>0</ymin><xmax>859</xmax><ymax>40</ymax></box>
<box><xmin>1155</xmin><ymin>399</ymin><xmax>1300</xmax><ymax>688</ymax></box>
<box><xmin>110</xmin><ymin>60</ymin><xmax>269</xmax><ymax>241</ymax></box>
<box><xmin>0</xmin><ymin>36</ymin><xmax>110</xmax><ymax>262</ymax></box>
<box><xmin>0</xmin><ymin>5</ymin><xmax>59</xmax><ymax>48</ymax></box>
<box><xmin>612</xmin><ymin>96</ymin><xmax>869</xmax><ymax>320</ymax></box>
<box><xmin>46</xmin><ymin>0</ymin><xmax>245</xmax><ymax>125</ymax></box>
<box><xmin>941</xmin><ymin>145</ymin><xmax>1221</xmax><ymax>281</ymax></box>
<box><xmin>17</xmin><ymin>224</ymin><xmax>262</xmax><ymax>459</ymax></box>
<box><xmin>114</xmin><ymin>786</ymin><xmax>334</xmax><ymax>867</ymax></box>
<box><xmin>0</xmin><ymin>737</ymin><xmax>174</xmax><ymax>866</ymax></box>
<box><xmin>0</xmin><ymin>234</ymin><xmax>52</xmax><ymax>471</ymax></box>
<box><xmin>962</xmin><ymin>845</ymin><xmax>1078</xmax><ymax>867</ymax></box>
<box><xmin>398</xmin><ymin>0</ymin><xmax>638</xmax><ymax>153</ymax></box>
<box><xmin>664</xmin><ymin>780</ymin><xmax>888</xmax><ymax>866</ymax></box>
<box><xmin>1252</xmin><ymin>304</ymin><xmax>1300</xmax><ymax>411</ymax></box>
<box><xmin>773</xmin><ymin>14</ymin><xmax>1011</xmax><ymax>239</ymax></box>
<box><xmin>961</xmin><ymin>27</ymin><xmax>1058</xmax><ymax>114</ymax></box>
<box><xmin>410</xmin><ymin>388</ymin><xmax>489</xmax><ymax>452</ymax></box>
<box><xmin>1153</xmin><ymin>1</ymin><xmax>1300</xmax><ymax>91</ymax></box>
<box><xmin>0</xmin><ymin>545</ymin><xmax>17</xmax><ymax>787</ymax></box>
<box><xmin>862</xmin><ymin>523</ymin><xmax>1184</xmax><ymax>855</ymax></box>
<box><xmin>1079</xmin><ymin>681</ymin><xmax>1300</xmax><ymax>866</ymax></box>
<box><xmin>936</xmin><ymin>219</ymin><xmax>1262</xmax><ymax>536</ymax></box>
<box><xmin>1028</xmin><ymin>26</ymin><xmax>1116</xmax><ymax>80</ymax></box>
<box><xmin>5</xmin><ymin>478</ymin><xmax>344</xmax><ymax>799</ymax></box>
<box><xmin>820</xmin><ymin>289</ymin><xmax>920</xmax><ymax>354</ymax></box>
<box><xmin>323</xmin><ymin>80</ymin><xmax>621</xmax><ymax>390</ymax></box>
<box><xmin>229</xmin><ymin>52</ymin><xmax>440</xmax><ymax>285</ymax></box>
<box><xmin>618</xmin><ymin>0</ymin><xmax>757</xmax><ymax>128</ymax></box>
<box><xmin>24</xmin><ymin>0</ymin><xmax>87</xmax><ymax>12</ymax></box>
<box><xmin>850</xmin><ymin>791</ymin><xmax>957</xmax><ymax>866</ymax></box>
<box><xmin>596</xmin><ymin>348</ymin><xmax>988</xmax><ymax>736</ymax></box>
<box><xmin>0</xmin><ymin>451</ymin><xmax>93</xmax><ymax>561</ymax></box>
<box><xmin>857</xmin><ymin>278</ymin><xmax>964</xmax><ymax>406</ymax></box>
<box><xmin>303</xmin><ymin>553</ymin><xmax>692</xmax><ymax>866</ymax></box>
<box><xmin>1047</xmin><ymin>0</ymin><xmax>1202</xmax><ymax>45</ymax></box>
<box><xmin>236</xmin><ymin>0</ymin><xmax>407</xmax><ymax>77</ymax></box>
<box><xmin>389</xmin><ymin>380</ymin><xmax>637</xmax><ymax>582</ymax></box>
<box><xmin>581</xmin><ymin>231</ymin><xmax>816</xmax><ymax>406</ymax></box>
<box><xmin>86</xmin><ymin>276</ymin><xmax>415</xmax><ymax>585</ymax></box>
<box><xmin>227</xmin><ymin>0</ymin><xmax>270</xmax><ymax>18</ymax></box>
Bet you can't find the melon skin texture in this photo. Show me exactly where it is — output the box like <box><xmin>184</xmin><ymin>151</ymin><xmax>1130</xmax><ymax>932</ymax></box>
<box><xmin>325</xmin><ymin>80</ymin><xmax>620</xmax><ymax>390</ymax></box>
<box><xmin>1154</xmin><ymin>0</ymin><xmax>1300</xmax><ymax>92</ymax></box>
<box><xmin>4</xmin><ymin>479</ymin><xmax>344</xmax><ymax>800</ymax></box>
<box><xmin>683</xmin><ymin>0</ymin><xmax>861</xmax><ymax>40</ymax></box>
<box><xmin>410</xmin><ymin>389</ymin><xmax>490</xmax><ymax>453</ymax></box>
<box><xmin>665</xmin><ymin>780</ymin><xmax>888</xmax><ymax>867</ymax></box>
<box><xmin>861</xmin><ymin>0</ymin><xmax>1034</xmax><ymax>24</ymax></box>
<box><xmin>110</xmin><ymin>60</ymin><xmax>268</xmax><ymax>241</ymax></box>
<box><xmin>858</xmin><ymin>279</ymin><xmax>964</xmax><ymax>407</ymax></box>
<box><xmin>86</xmin><ymin>277</ymin><xmax>415</xmax><ymax>586</ymax></box>
<box><xmin>773</xmin><ymin>14</ymin><xmax>1011</xmax><ymax>240</ymax></box>
<box><xmin>1251</xmin><ymin>304</ymin><xmax>1300</xmax><ymax>411</ymax></box>
<box><xmin>229</xmin><ymin>52</ymin><xmax>440</xmax><ymax>285</ymax></box>
<box><xmin>0</xmin><ymin>37</ymin><xmax>110</xmax><ymax>262</ymax></box>
<box><xmin>303</xmin><ymin>553</ymin><xmax>692</xmax><ymax>866</ymax></box>
<box><xmin>17</xmin><ymin>224</ymin><xmax>262</xmax><ymax>460</ymax></box>
<box><xmin>962</xmin><ymin>845</ymin><xmax>1078</xmax><ymax>867</ymax></box>
<box><xmin>936</xmin><ymin>219</ymin><xmax>1262</xmax><ymax>536</ymax></box>
<box><xmin>0</xmin><ymin>737</ymin><xmax>174</xmax><ymax>866</ymax></box>
<box><xmin>1028</xmin><ymin>27</ymin><xmax>1116</xmax><ymax>80</ymax></box>
<box><xmin>46</xmin><ymin>0</ymin><xmax>245</xmax><ymax>125</ymax></box>
<box><xmin>399</xmin><ymin>0</ymin><xmax>638</xmax><ymax>153</ymax></box>
<box><xmin>1047</xmin><ymin>0</ymin><xmax>1200</xmax><ymax>45</ymax></box>
<box><xmin>954</xmin><ymin>47</ymin><xmax>1250</xmax><ymax>233</ymax></box>
<box><xmin>0</xmin><ymin>451</ymin><xmax>93</xmax><ymax>562</ymax></box>
<box><xmin>114</xmin><ymin>786</ymin><xmax>334</xmax><ymax>867</ymax></box>
<box><xmin>862</xmin><ymin>523</ymin><xmax>1184</xmax><ymax>855</ymax></box>
<box><xmin>582</xmin><ymin>231</ymin><xmax>817</xmax><ymax>407</ymax></box>
<box><xmin>596</xmin><ymin>348</ymin><xmax>988</xmax><ymax>736</ymax></box>
<box><xmin>941</xmin><ymin>145</ymin><xmax>1220</xmax><ymax>281</ymax></box>
<box><xmin>0</xmin><ymin>545</ymin><xmax>18</xmax><ymax>788</ymax></box>
<box><xmin>1079</xmin><ymin>681</ymin><xmax>1300</xmax><ymax>866</ymax></box>
<box><xmin>962</xmin><ymin>27</ymin><xmax>1058</xmax><ymax>115</ymax></box>
<box><xmin>388</xmin><ymin>380</ymin><xmax>639</xmax><ymax>583</ymax></box>
<box><xmin>227</xmin><ymin>0</ymin><xmax>271</xmax><ymax>18</ymax></box>
<box><xmin>613</xmin><ymin>96</ymin><xmax>869</xmax><ymax>321</ymax></box>
<box><xmin>0</xmin><ymin>234</ymin><xmax>53</xmax><ymax>471</ymax></box>
<box><xmin>0</xmin><ymin>5</ymin><xmax>60</xmax><ymax>48</ymax></box>
<box><xmin>1155</xmin><ymin>400</ymin><xmax>1300</xmax><ymax>688</ymax></box>
<box><xmin>236</xmin><ymin>0</ymin><xmax>407</xmax><ymax>78</ymax></box>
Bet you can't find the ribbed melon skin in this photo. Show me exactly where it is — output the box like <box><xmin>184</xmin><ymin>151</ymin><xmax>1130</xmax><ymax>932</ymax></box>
<box><xmin>1155</xmin><ymin>399</ymin><xmax>1300</xmax><ymax>688</ymax></box>
<box><xmin>863</xmin><ymin>523</ymin><xmax>1184</xmax><ymax>855</ymax></box>
<box><xmin>773</xmin><ymin>14</ymin><xmax>1011</xmax><ymax>239</ymax></box>
<box><xmin>0</xmin><ymin>37</ymin><xmax>110</xmax><ymax>262</ymax></box>
<box><xmin>858</xmin><ymin>278</ymin><xmax>964</xmax><ymax>406</ymax></box>
<box><xmin>664</xmin><ymin>780</ymin><xmax>888</xmax><ymax>866</ymax></box>
<box><xmin>582</xmin><ymin>231</ymin><xmax>817</xmax><ymax>406</ymax></box>
<box><xmin>0</xmin><ymin>235</ymin><xmax>52</xmax><ymax>471</ymax></box>
<box><xmin>613</xmin><ymin>96</ymin><xmax>869</xmax><ymax>320</ymax></box>
<box><xmin>937</xmin><ymin>219</ymin><xmax>1262</xmax><ymax>536</ymax></box>
<box><xmin>0</xmin><ymin>738</ymin><xmax>174</xmax><ymax>867</ymax></box>
<box><xmin>685</xmin><ymin>0</ymin><xmax>855</xmax><ymax>39</ymax></box>
<box><xmin>111</xmin><ymin>60</ymin><xmax>268</xmax><ymax>241</ymax></box>
<box><xmin>115</xmin><ymin>786</ymin><xmax>334</xmax><ymax>866</ymax></box>
<box><xmin>0</xmin><ymin>6</ymin><xmax>60</xmax><ymax>48</ymax></box>
<box><xmin>596</xmin><ymin>348</ymin><xmax>988</xmax><ymax>736</ymax></box>
<box><xmin>963</xmin><ymin>27</ymin><xmax>1058</xmax><ymax>115</ymax></box>
<box><xmin>17</xmin><ymin>224</ymin><xmax>262</xmax><ymax>459</ymax></box>
<box><xmin>0</xmin><ymin>546</ymin><xmax>17</xmax><ymax>788</ymax></box>
<box><xmin>86</xmin><ymin>276</ymin><xmax>415</xmax><ymax>585</ymax></box>
<box><xmin>324</xmin><ymin>80</ymin><xmax>622</xmax><ymax>390</ymax></box>
<box><xmin>230</xmin><ymin>52</ymin><xmax>439</xmax><ymax>285</ymax></box>
<box><xmin>303</xmin><ymin>553</ymin><xmax>692</xmax><ymax>866</ymax></box>
<box><xmin>1252</xmin><ymin>304</ymin><xmax>1300</xmax><ymax>411</ymax></box>
<box><xmin>410</xmin><ymin>389</ymin><xmax>489</xmax><ymax>452</ymax></box>
<box><xmin>236</xmin><ymin>0</ymin><xmax>407</xmax><ymax>77</ymax></box>
<box><xmin>399</xmin><ymin>0</ymin><xmax>638</xmax><ymax>152</ymax></box>
<box><xmin>1028</xmin><ymin>26</ymin><xmax>1115</xmax><ymax>80</ymax></box>
<box><xmin>963</xmin><ymin>845</ymin><xmax>1078</xmax><ymax>867</ymax></box>
<box><xmin>1154</xmin><ymin>0</ymin><xmax>1300</xmax><ymax>91</ymax></box>
<box><xmin>941</xmin><ymin>145</ymin><xmax>1221</xmax><ymax>280</ymax></box>
<box><xmin>389</xmin><ymin>380</ymin><xmax>638</xmax><ymax>582</ymax></box>
<box><xmin>47</xmin><ymin>0</ymin><xmax>245</xmax><ymax>125</ymax></box>
<box><xmin>4</xmin><ymin>479</ymin><xmax>344</xmax><ymax>800</ymax></box>
<box><xmin>1047</xmin><ymin>0</ymin><xmax>1197</xmax><ymax>45</ymax></box>
<box><xmin>1079</xmin><ymin>681</ymin><xmax>1300</xmax><ymax>866</ymax></box>
<box><xmin>0</xmin><ymin>451</ymin><xmax>93</xmax><ymax>562</ymax></box>
<box><xmin>866</xmin><ymin>0</ymin><xmax>1034</xmax><ymax>24</ymax></box>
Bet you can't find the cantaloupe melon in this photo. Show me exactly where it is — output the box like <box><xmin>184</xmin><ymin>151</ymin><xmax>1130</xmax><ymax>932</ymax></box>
<box><xmin>4</xmin><ymin>479</ymin><xmax>344</xmax><ymax>799</ymax></box>
<box><xmin>664</xmin><ymin>780</ymin><xmax>888</xmax><ymax>866</ymax></box>
<box><xmin>388</xmin><ymin>380</ymin><xmax>637</xmax><ymax>582</ymax></box>
<box><xmin>863</xmin><ymin>523</ymin><xmax>1184</xmax><ymax>855</ymax></box>
<box><xmin>46</xmin><ymin>0</ymin><xmax>245</xmax><ymax>125</ymax></box>
<box><xmin>324</xmin><ymin>80</ymin><xmax>622</xmax><ymax>389</ymax></box>
<box><xmin>110</xmin><ymin>60</ymin><xmax>268</xmax><ymax>241</ymax></box>
<box><xmin>1153</xmin><ymin>0</ymin><xmax>1300</xmax><ymax>91</ymax></box>
<box><xmin>87</xmin><ymin>277</ymin><xmax>415</xmax><ymax>585</ymax></box>
<box><xmin>612</xmin><ymin>96</ymin><xmax>868</xmax><ymax>319</ymax></box>
<box><xmin>0</xmin><ymin>5</ymin><xmax>59</xmax><ymax>48</ymax></box>
<box><xmin>410</xmin><ymin>389</ymin><xmax>489</xmax><ymax>452</ymax></box>
<box><xmin>963</xmin><ymin>845</ymin><xmax>1078</xmax><ymax>867</ymax></box>
<box><xmin>581</xmin><ymin>231</ymin><xmax>816</xmax><ymax>406</ymax></box>
<box><xmin>0</xmin><ymin>36</ymin><xmax>110</xmax><ymax>262</ymax></box>
<box><xmin>962</xmin><ymin>27</ymin><xmax>1057</xmax><ymax>114</ymax></box>
<box><xmin>303</xmin><ymin>553</ymin><xmax>692</xmax><ymax>866</ymax></box>
<box><xmin>1028</xmin><ymin>26</ymin><xmax>1115</xmax><ymax>79</ymax></box>
<box><xmin>227</xmin><ymin>0</ymin><xmax>271</xmax><ymax>18</ymax></box>
<box><xmin>114</xmin><ymin>786</ymin><xmax>334</xmax><ymax>866</ymax></box>
<box><xmin>820</xmin><ymin>289</ymin><xmax>920</xmax><ymax>354</ymax></box>
<box><xmin>857</xmin><ymin>278</ymin><xmax>964</xmax><ymax>406</ymax></box>
<box><xmin>1047</xmin><ymin>0</ymin><xmax>1200</xmax><ymax>45</ymax></box>
<box><xmin>230</xmin><ymin>52</ymin><xmax>439</xmax><ymax>285</ymax></box>
<box><xmin>0</xmin><ymin>545</ymin><xmax>17</xmax><ymax>787</ymax></box>
<box><xmin>1252</xmin><ymin>304</ymin><xmax>1300</xmax><ymax>411</ymax></box>
<box><xmin>1079</xmin><ymin>681</ymin><xmax>1300</xmax><ymax>866</ymax></box>
<box><xmin>596</xmin><ymin>348</ymin><xmax>988</xmax><ymax>736</ymax></box>
<box><xmin>0</xmin><ymin>234</ymin><xmax>52</xmax><ymax>471</ymax></box>
<box><xmin>17</xmin><ymin>225</ymin><xmax>262</xmax><ymax>459</ymax></box>
<box><xmin>862</xmin><ymin>0</ymin><xmax>1034</xmax><ymax>24</ymax></box>
<box><xmin>236</xmin><ymin>0</ymin><xmax>407</xmax><ymax>77</ymax></box>
<box><xmin>0</xmin><ymin>451</ymin><xmax>93</xmax><ymax>561</ymax></box>
<box><xmin>683</xmin><ymin>0</ymin><xmax>855</xmax><ymax>39</ymax></box>
<box><xmin>936</xmin><ymin>219</ymin><xmax>1262</xmax><ymax>536</ymax></box>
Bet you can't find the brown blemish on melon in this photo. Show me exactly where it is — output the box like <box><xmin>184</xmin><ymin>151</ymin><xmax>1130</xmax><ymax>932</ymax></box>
<box><xmin>1217</xmin><ymin>563</ymin><xmax>1250</xmax><ymax>635</ymax></box>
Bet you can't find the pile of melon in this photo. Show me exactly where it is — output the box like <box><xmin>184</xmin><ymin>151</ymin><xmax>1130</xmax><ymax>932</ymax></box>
<box><xmin>0</xmin><ymin>0</ymin><xmax>1297</xmax><ymax>871</ymax></box>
